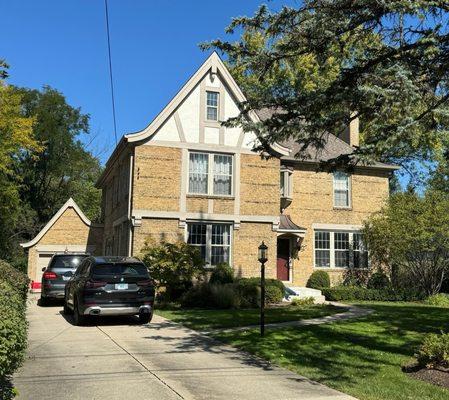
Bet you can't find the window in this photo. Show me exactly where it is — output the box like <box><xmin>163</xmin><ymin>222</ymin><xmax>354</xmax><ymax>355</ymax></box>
<box><xmin>280</xmin><ymin>168</ymin><xmax>293</xmax><ymax>198</ymax></box>
<box><xmin>187</xmin><ymin>223</ymin><xmax>231</xmax><ymax>266</ymax></box>
<box><xmin>206</xmin><ymin>91</ymin><xmax>219</xmax><ymax>121</ymax></box>
<box><xmin>188</xmin><ymin>152</ymin><xmax>233</xmax><ymax>196</ymax></box>
<box><xmin>333</xmin><ymin>172</ymin><xmax>350</xmax><ymax>208</ymax></box>
<box><xmin>314</xmin><ymin>231</ymin><xmax>368</xmax><ymax>268</ymax></box>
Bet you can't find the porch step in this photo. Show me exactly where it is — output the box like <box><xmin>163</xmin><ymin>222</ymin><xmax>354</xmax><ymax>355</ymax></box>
<box><xmin>284</xmin><ymin>286</ymin><xmax>326</xmax><ymax>304</ymax></box>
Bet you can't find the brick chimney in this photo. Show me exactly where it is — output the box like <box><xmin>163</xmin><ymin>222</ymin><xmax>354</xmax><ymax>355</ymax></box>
<box><xmin>341</xmin><ymin>114</ymin><xmax>359</xmax><ymax>147</ymax></box>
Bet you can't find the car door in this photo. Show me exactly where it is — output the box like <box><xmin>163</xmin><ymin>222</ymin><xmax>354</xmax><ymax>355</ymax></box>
<box><xmin>66</xmin><ymin>260</ymin><xmax>88</xmax><ymax>306</ymax></box>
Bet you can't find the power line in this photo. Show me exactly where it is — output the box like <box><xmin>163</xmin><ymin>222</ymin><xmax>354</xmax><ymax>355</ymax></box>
<box><xmin>104</xmin><ymin>0</ymin><xmax>118</xmax><ymax>145</ymax></box>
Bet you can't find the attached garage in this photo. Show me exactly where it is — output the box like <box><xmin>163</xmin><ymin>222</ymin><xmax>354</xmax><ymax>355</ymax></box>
<box><xmin>20</xmin><ymin>198</ymin><xmax>104</xmax><ymax>292</ymax></box>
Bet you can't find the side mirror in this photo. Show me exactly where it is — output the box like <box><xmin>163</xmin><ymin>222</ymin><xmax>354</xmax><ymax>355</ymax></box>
<box><xmin>42</xmin><ymin>267</ymin><xmax>46</xmax><ymax>272</ymax></box>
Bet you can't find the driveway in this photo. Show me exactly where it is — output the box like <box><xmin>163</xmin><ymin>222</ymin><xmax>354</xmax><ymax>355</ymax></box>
<box><xmin>14</xmin><ymin>296</ymin><xmax>355</xmax><ymax>400</ymax></box>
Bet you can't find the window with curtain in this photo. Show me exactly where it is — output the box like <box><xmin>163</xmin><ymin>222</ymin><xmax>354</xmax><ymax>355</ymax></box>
<box><xmin>187</xmin><ymin>223</ymin><xmax>231</xmax><ymax>266</ymax></box>
<box><xmin>188</xmin><ymin>152</ymin><xmax>233</xmax><ymax>196</ymax></box>
<box><xmin>314</xmin><ymin>230</ymin><xmax>368</xmax><ymax>268</ymax></box>
<box><xmin>206</xmin><ymin>91</ymin><xmax>219</xmax><ymax>121</ymax></box>
<box><xmin>333</xmin><ymin>172</ymin><xmax>350</xmax><ymax>207</ymax></box>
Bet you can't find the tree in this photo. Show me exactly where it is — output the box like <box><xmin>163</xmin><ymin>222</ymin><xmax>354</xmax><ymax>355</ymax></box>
<box><xmin>363</xmin><ymin>191</ymin><xmax>449</xmax><ymax>296</ymax></box>
<box><xmin>0</xmin><ymin>67</ymin><xmax>39</xmax><ymax>260</ymax></box>
<box><xmin>15</xmin><ymin>86</ymin><xmax>102</xmax><ymax>225</ymax></box>
<box><xmin>203</xmin><ymin>1</ymin><xmax>449</xmax><ymax>169</ymax></box>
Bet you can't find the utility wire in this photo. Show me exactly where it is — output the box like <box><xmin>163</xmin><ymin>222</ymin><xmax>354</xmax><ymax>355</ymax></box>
<box><xmin>104</xmin><ymin>0</ymin><xmax>118</xmax><ymax>145</ymax></box>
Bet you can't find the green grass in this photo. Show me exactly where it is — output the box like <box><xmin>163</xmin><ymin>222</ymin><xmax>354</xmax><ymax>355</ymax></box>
<box><xmin>211</xmin><ymin>302</ymin><xmax>449</xmax><ymax>400</ymax></box>
<box><xmin>156</xmin><ymin>304</ymin><xmax>343</xmax><ymax>330</ymax></box>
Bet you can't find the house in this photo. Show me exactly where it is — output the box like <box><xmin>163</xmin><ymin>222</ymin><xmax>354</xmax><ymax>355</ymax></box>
<box><xmin>21</xmin><ymin>52</ymin><xmax>397</xmax><ymax>290</ymax></box>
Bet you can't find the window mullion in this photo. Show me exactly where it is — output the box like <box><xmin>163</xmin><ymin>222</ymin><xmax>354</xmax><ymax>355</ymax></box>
<box><xmin>208</xmin><ymin>154</ymin><xmax>214</xmax><ymax>195</ymax></box>
<box><xmin>206</xmin><ymin>224</ymin><xmax>212</xmax><ymax>265</ymax></box>
<box><xmin>330</xmin><ymin>232</ymin><xmax>335</xmax><ymax>268</ymax></box>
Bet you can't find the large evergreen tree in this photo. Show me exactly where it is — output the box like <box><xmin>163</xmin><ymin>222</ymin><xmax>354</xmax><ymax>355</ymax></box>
<box><xmin>203</xmin><ymin>1</ymin><xmax>449</xmax><ymax>168</ymax></box>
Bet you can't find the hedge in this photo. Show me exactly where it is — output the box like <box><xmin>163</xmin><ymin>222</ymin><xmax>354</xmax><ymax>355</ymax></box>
<box><xmin>0</xmin><ymin>261</ymin><xmax>29</xmax><ymax>400</ymax></box>
<box><xmin>306</xmin><ymin>271</ymin><xmax>330</xmax><ymax>289</ymax></box>
<box><xmin>321</xmin><ymin>286</ymin><xmax>424</xmax><ymax>302</ymax></box>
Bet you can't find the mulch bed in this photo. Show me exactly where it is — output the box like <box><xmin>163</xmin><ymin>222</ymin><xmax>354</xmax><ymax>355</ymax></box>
<box><xmin>403</xmin><ymin>362</ymin><xmax>449</xmax><ymax>389</ymax></box>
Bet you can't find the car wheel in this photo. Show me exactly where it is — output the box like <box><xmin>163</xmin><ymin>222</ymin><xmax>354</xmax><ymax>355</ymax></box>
<box><xmin>73</xmin><ymin>297</ymin><xmax>86</xmax><ymax>326</ymax></box>
<box><xmin>63</xmin><ymin>299</ymin><xmax>72</xmax><ymax>315</ymax></box>
<box><xmin>139</xmin><ymin>312</ymin><xmax>152</xmax><ymax>324</ymax></box>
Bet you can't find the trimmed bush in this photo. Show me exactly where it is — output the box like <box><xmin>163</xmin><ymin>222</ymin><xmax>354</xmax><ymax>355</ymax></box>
<box><xmin>367</xmin><ymin>271</ymin><xmax>390</xmax><ymax>290</ymax></box>
<box><xmin>210</xmin><ymin>284</ymin><xmax>241</xmax><ymax>309</ymax></box>
<box><xmin>0</xmin><ymin>261</ymin><xmax>28</xmax><ymax>400</ymax></box>
<box><xmin>265</xmin><ymin>285</ymin><xmax>284</xmax><ymax>304</ymax></box>
<box><xmin>424</xmin><ymin>293</ymin><xmax>449</xmax><ymax>307</ymax></box>
<box><xmin>209</xmin><ymin>263</ymin><xmax>234</xmax><ymax>285</ymax></box>
<box><xmin>416</xmin><ymin>332</ymin><xmax>449</xmax><ymax>368</ymax></box>
<box><xmin>306</xmin><ymin>271</ymin><xmax>330</xmax><ymax>289</ymax></box>
<box><xmin>321</xmin><ymin>286</ymin><xmax>424</xmax><ymax>302</ymax></box>
<box><xmin>291</xmin><ymin>297</ymin><xmax>315</xmax><ymax>306</ymax></box>
<box><xmin>235</xmin><ymin>278</ymin><xmax>285</xmax><ymax>307</ymax></box>
<box><xmin>181</xmin><ymin>283</ymin><xmax>213</xmax><ymax>308</ymax></box>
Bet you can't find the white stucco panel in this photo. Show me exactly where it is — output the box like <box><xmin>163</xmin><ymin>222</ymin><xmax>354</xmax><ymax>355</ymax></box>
<box><xmin>204</xmin><ymin>127</ymin><xmax>220</xmax><ymax>144</ymax></box>
<box><xmin>178</xmin><ymin>84</ymin><xmax>200</xmax><ymax>143</ymax></box>
<box><xmin>152</xmin><ymin>114</ymin><xmax>179</xmax><ymax>142</ymax></box>
<box><xmin>205</xmin><ymin>73</ymin><xmax>221</xmax><ymax>88</ymax></box>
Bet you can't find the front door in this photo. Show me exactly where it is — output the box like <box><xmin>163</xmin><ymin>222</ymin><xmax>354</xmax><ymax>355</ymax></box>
<box><xmin>277</xmin><ymin>239</ymin><xmax>290</xmax><ymax>281</ymax></box>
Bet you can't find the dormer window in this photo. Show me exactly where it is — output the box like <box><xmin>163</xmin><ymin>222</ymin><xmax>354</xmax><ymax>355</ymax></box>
<box><xmin>280</xmin><ymin>167</ymin><xmax>293</xmax><ymax>199</ymax></box>
<box><xmin>206</xmin><ymin>91</ymin><xmax>219</xmax><ymax>121</ymax></box>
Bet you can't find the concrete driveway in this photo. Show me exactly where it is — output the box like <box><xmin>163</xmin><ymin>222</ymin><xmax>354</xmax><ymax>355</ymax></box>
<box><xmin>14</xmin><ymin>296</ymin><xmax>355</xmax><ymax>400</ymax></box>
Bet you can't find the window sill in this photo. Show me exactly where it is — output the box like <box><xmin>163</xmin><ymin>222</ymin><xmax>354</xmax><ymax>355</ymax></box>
<box><xmin>187</xmin><ymin>194</ymin><xmax>235</xmax><ymax>200</ymax></box>
<box><xmin>333</xmin><ymin>206</ymin><xmax>352</xmax><ymax>211</ymax></box>
<box><xmin>313</xmin><ymin>266</ymin><xmax>369</xmax><ymax>271</ymax></box>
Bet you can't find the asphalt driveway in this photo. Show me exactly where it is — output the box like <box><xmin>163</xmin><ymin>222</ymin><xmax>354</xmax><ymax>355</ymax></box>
<box><xmin>14</xmin><ymin>296</ymin><xmax>355</xmax><ymax>400</ymax></box>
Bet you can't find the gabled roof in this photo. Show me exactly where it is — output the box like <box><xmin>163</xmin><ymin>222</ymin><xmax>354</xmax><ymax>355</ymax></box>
<box><xmin>20</xmin><ymin>198</ymin><xmax>102</xmax><ymax>249</ymax></box>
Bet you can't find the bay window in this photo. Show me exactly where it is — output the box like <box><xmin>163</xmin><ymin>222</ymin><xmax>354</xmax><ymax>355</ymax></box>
<box><xmin>314</xmin><ymin>230</ymin><xmax>368</xmax><ymax>268</ymax></box>
<box><xmin>188</xmin><ymin>152</ymin><xmax>233</xmax><ymax>196</ymax></box>
<box><xmin>187</xmin><ymin>223</ymin><xmax>231</xmax><ymax>266</ymax></box>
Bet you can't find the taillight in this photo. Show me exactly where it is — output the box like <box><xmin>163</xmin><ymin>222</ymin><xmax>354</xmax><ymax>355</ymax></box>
<box><xmin>137</xmin><ymin>279</ymin><xmax>153</xmax><ymax>287</ymax></box>
<box><xmin>43</xmin><ymin>271</ymin><xmax>57</xmax><ymax>280</ymax></box>
<box><xmin>84</xmin><ymin>280</ymin><xmax>106</xmax><ymax>289</ymax></box>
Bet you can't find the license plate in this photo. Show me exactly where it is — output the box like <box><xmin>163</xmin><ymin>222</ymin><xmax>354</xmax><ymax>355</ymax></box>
<box><xmin>62</xmin><ymin>275</ymin><xmax>71</xmax><ymax>281</ymax></box>
<box><xmin>115</xmin><ymin>283</ymin><xmax>128</xmax><ymax>290</ymax></box>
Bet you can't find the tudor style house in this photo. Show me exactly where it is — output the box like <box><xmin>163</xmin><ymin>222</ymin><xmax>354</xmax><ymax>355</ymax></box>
<box><xmin>22</xmin><ymin>52</ymin><xmax>397</xmax><ymax>290</ymax></box>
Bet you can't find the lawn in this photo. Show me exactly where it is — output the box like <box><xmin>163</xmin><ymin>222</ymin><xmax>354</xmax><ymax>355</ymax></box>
<box><xmin>210</xmin><ymin>302</ymin><xmax>449</xmax><ymax>400</ymax></box>
<box><xmin>156</xmin><ymin>303</ymin><xmax>344</xmax><ymax>330</ymax></box>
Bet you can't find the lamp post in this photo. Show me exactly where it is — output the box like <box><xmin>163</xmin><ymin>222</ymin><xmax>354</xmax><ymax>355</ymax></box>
<box><xmin>258</xmin><ymin>241</ymin><xmax>268</xmax><ymax>337</ymax></box>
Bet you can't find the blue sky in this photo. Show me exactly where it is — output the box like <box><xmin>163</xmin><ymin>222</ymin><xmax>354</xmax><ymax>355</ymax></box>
<box><xmin>2</xmin><ymin>0</ymin><xmax>294</xmax><ymax>164</ymax></box>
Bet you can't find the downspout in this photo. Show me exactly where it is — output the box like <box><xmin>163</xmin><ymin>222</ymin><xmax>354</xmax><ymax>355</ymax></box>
<box><xmin>127</xmin><ymin>148</ymin><xmax>135</xmax><ymax>256</ymax></box>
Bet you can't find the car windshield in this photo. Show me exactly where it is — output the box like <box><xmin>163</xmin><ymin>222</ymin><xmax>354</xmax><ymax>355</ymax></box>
<box><xmin>92</xmin><ymin>264</ymin><xmax>149</xmax><ymax>278</ymax></box>
<box><xmin>51</xmin><ymin>255</ymin><xmax>87</xmax><ymax>269</ymax></box>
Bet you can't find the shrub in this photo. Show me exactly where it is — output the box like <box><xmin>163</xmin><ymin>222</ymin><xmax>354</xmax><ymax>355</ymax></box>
<box><xmin>424</xmin><ymin>293</ymin><xmax>449</xmax><ymax>307</ymax></box>
<box><xmin>415</xmin><ymin>332</ymin><xmax>449</xmax><ymax>368</ymax></box>
<box><xmin>181</xmin><ymin>283</ymin><xmax>213</xmax><ymax>308</ymax></box>
<box><xmin>306</xmin><ymin>271</ymin><xmax>330</xmax><ymax>289</ymax></box>
<box><xmin>210</xmin><ymin>284</ymin><xmax>241</xmax><ymax>309</ymax></box>
<box><xmin>367</xmin><ymin>271</ymin><xmax>390</xmax><ymax>290</ymax></box>
<box><xmin>209</xmin><ymin>263</ymin><xmax>234</xmax><ymax>285</ymax></box>
<box><xmin>235</xmin><ymin>278</ymin><xmax>285</xmax><ymax>307</ymax></box>
<box><xmin>342</xmin><ymin>267</ymin><xmax>370</xmax><ymax>287</ymax></box>
<box><xmin>291</xmin><ymin>297</ymin><xmax>315</xmax><ymax>306</ymax></box>
<box><xmin>141</xmin><ymin>241</ymin><xmax>205</xmax><ymax>300</ymax></box>
<box><xmin>0</xmin><ymin>262</ymin><xmax>28</xmax><ymax>400</ymax></box>
<box><xmin>321</xmin><ymin>286</ymin><xmax>424</xmax><ymax>302</ymax></box>
<box><xmin>265</xmin><ymin>285</ymin><xmax>284</xmax><ymax>304</ymax></box>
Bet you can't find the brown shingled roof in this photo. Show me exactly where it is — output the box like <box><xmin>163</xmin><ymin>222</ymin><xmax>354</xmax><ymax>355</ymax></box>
<box><xmin>279</xmin><ymin>215</ymin><xmax>306</xmax><ymax>232</ymax></box>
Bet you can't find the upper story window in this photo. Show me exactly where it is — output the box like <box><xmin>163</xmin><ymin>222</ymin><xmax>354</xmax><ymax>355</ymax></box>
<box><xmin>206</xmin><ymin>91</ymin><xmax>219</xmax><ymax>121</ymax></box>
<box><xmin>189</xmin><ymin>152</ymin><xmax>233</xmax><ymax>196</ymax></box>
<box><xmin>314</xmin><ymin>230</ymin><xmax>368</xmax><ymax>269</ymax></box>
<box><xmin>333</xmin><ymin>171</ymin><xmax>351</xmax><ymax>208</ymax></box>
<box><xmin>280</xmin><ymin>168</ymin><xmax>293</xmax><ymax>199</ymax></box>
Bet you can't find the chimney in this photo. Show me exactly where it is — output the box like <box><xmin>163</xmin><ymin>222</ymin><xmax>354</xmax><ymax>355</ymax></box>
<box><xmin>341</xmin><ymin>113</ymin><xmax>359</xmax><ymax>147</ymax></box>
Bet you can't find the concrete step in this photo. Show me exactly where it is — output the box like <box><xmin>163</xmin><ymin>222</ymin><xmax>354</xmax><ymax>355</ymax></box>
<box><xmin>284</xmin><ymin>286</ymin><xmax>326</xmax><ymax>304</ymax></box>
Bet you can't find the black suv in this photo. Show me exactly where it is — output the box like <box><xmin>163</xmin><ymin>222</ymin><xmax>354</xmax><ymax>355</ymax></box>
<box><xmin>64</xmin><ymin>256</ymin><xmax>155</xmax><ymax>325</ymax></box>
<box><xmin>40</xmin><ymin>253</ymin><xmax>88</xmax><ymax>305</ymax></box>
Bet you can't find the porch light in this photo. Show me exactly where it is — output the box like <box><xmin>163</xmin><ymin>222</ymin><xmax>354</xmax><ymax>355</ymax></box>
<box><xmin>258</xmin><ymin>241</ymin><xmax>268</xmax><ymax>264</ymax></box>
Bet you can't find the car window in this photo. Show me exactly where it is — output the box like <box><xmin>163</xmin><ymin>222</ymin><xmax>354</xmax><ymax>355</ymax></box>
<box><xmin>50</xmin><ymin>255</ymin><xmax>87</xmax><ymax>270</ymax></box>
<box><xmin>92</xmin><ymin>264</ymin><xmax>149</xmax><ymax>279</ymax></box>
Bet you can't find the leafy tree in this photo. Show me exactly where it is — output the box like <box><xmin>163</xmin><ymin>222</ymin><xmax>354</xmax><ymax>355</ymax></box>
<box><xmin>141</xmin><ymin>241</ymin><xmax>206</xmax><ymax>300</ymax></box>
<box><xmin>203</xmin><ymin>1</ymin><xmax>449</xmax><ymax>168</ymax></box>
<box><xmin>15</xmin><ymin>86</ymin><xmax>102</xmax><ymax>225</ymax></box>
<box><xmin>363</xmin><ymin>191</ymin><xmax>449</xmax><ymax>296</ymax></box>
<box><xmin>0</xmin><ymin>67</ymin><xmax>39</xmax><ymax>260</ymax></box>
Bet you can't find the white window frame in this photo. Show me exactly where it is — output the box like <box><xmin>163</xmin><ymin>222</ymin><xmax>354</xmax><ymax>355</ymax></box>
<box><xmin>280</xmin><ymin>167</ymin><xmax>293</xmax><ymax>199</ymax></box>
<box><xmin>313</xmin><ymin>230</ymin><xmax>368</xmax><ymax>269</ymax></box>
<box><xmin>206</xmin><ymin>91</ymin><xmax>219</xmax><ymax>121</ymax></box>
<box><xmin>333</xmin><ymin>171</ymin><xmax>351</xmax><ymax>208</ymax></box>
<box><xmin>188</xmin><ymin>151</ymin><xmax>234</xmax><ymax>197</ymax></box>
<box><xmin>186</xmin><ymin>222</ymin><xmax>232</xmax><ymax>267</ymax></box>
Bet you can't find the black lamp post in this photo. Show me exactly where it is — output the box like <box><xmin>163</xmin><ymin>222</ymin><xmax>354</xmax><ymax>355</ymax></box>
<box><xmin>258</xmin><ymin>241</ymin><xmax>268</xmax><ymax>337</ymax></box>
